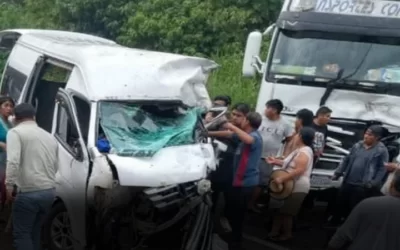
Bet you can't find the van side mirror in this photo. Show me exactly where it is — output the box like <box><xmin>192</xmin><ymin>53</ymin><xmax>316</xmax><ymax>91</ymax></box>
<box><xmin>89</xmin><ymin>146</ymin><xmax>102</xmax><ymax>159</ymax></box>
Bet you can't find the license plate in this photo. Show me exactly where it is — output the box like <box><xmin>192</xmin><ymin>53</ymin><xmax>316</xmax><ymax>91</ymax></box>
<box><xmin>310</xmin><ymin>175</ymin><xmax>332</xmax><ymax>187</ymax></box>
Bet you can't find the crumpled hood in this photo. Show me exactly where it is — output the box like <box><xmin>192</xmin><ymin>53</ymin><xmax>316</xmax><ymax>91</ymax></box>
<box><xmin>106</xmin><ymin>143</ymin><xmax>216</xmax><ymax>187</ymax></box>
<box><xmin>256</xmin><ymin>83</ymin><xmax>400</xmax><ymax>128</ymax></box>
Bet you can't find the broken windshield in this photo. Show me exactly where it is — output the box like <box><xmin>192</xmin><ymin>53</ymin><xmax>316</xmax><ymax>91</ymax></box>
<box><xmin>99</xmin><ymin>101</ymin><xmax>203</xmax><ymax>157</ymax></box>
<box><xmin>269</xmin><ymin>30</ymin><xmax>400</xmax><ymax>84</ymax></box>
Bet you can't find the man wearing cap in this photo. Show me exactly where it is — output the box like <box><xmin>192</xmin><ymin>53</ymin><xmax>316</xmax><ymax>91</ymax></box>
<box><xmin>5</xmin><ymin>103</ymin><xmax>59</xmax><ymax>250</ymax></box>
<box><xmin>328</xmin><ymin>125</ymin><xmax>389</xmax><ymax>226</ymax></box>
<box><xmin>328</xmin><ymin>169</ymin><xmax>400</xmax><ymax>250</ymax></box>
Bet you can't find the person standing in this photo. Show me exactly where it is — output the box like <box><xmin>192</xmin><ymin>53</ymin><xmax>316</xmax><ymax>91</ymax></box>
<box><xmin>312</xmin><ymin>106</ymin><xmax>332</xmax><ymax>159</ymax></box>
<box><xmin>0</xmin><ymin>96</ymin><xmax>14</xmax><ymax>209</ymax></box>
<box><xmin>328</xmin><ymin>169</ymin><xmax>400</xmax><ymax>250</ymax></box>
<box><xmin>265</xmin><ymin>127</ymin><xmax>315</xmax><ymax>242</ymax></box>
<box><xmin>249</xmin><ymin>99</ymin><xmax>293</xmax><ymax>212</ymax></box>
<box><xmin>210</xmin><ymin>111</ymin><xmax>263</xmax><ymax>250</ymax></box>
<box><xmin>208</xmin><ymin>103</ymin><xmax>250</xmax><ymax>232</ymax></box>
<box><xmin>282</xmin><ymin>108</ymin><xmax>314</xmax><ymax>156</ymax></box>
<box><xmin>302</xmin><ymin>106</ymin><xmax>332</xmax><ymax>212</ymax></box>
<box><xmin>328</xmin><ymin>125</ymin><xmax>389</xmax><ymax>226</ymax></box>
<box><xmin>5</xmin><ymin>103</ymin><xmax>59</xmax><ymax>250</ymax></box>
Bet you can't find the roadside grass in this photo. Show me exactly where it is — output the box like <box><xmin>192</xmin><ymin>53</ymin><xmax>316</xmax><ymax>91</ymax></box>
<box><xmin>208</xmin><ymin>54</ymin><xmax>260</xmax><ymax>109</ymax></box>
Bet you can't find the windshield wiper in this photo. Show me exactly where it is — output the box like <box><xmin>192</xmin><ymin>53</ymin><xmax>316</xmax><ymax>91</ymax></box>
<box><xmin>319</xmin><ymin>69</ymin><xmax>344</xmax><ymax>106</ymax></box>
<box><xmin>319</xmin><ymin>44</ymin><xmax>373</xmax><ymax>106</ymax></box>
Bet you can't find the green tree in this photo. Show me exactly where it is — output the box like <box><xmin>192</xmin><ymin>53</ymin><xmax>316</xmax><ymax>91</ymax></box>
<box><xmin>118</xmin><ymin>0</ymin><xmax>281</xmax><ymax>56</ymax></box>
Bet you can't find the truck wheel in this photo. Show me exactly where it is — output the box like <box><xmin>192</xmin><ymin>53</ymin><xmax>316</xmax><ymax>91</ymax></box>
<box><xmin>43</xmin><ymin>202</ymin><xmax>74</xmax><ymax>250</ymax></box>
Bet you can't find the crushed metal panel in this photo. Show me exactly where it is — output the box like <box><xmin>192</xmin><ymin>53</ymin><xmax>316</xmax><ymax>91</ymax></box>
<box><xmin>107</xmin><ymin>144</ymin><xmax>216</xmax><ymax>187</ymax></box>
<box><xmin>83</xmin><ymin>54</ymin><xmax>218</xmax><ymax>108</ymax></box>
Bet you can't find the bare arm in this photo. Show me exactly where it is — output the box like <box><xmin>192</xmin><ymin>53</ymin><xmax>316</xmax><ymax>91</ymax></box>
<box><xmin>227</xmin><ymin>123</ymin><xmax>254</xmax><ymax>145</ymax></box>
<box><xmin>266</xmin><ymin>157</ymin><xmax>284</xmax><ymax>167</ymax></box>
<box><xmin>0</xmin><ymin>142</ymin><xmax>6</xmax><ymax>151</ymax></box>
<box><xmin>208</xmin><ymin>130</ymin><xmax>233</xmax><ymax>138</ymax></box>
<box><xmin>280</xmin><ymin>152</ymin><xmax>308</xmax><ymax>182</ymax></box>
<box><xmin>284</xmin><ymin>123</ymin><xmax>295</xmax><ymax>143</ymax></box>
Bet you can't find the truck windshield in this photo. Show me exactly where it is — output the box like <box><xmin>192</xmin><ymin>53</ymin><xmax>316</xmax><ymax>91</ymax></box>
<box><xmin>269</xmin><ymin>30</ymin><xmax>400</xmax><ymax>84</ymax></box>
<box><xmin>98</xmin><ymin>101</ymin><xmax>202</xmax><ymax>157</ymax></box>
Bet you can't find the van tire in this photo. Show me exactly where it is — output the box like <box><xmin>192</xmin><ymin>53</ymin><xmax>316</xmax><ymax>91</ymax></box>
<box><xmin>43</xmin><ymin>202</ymin><xmax>74</xmax><ymax>250</ymax></box>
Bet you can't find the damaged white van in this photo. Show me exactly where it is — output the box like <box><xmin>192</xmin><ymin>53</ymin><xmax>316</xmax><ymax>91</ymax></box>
<box><xmin>0</xmin><ymin>29</ymin><xmax>222</xmax><ymax>250</ymax></box>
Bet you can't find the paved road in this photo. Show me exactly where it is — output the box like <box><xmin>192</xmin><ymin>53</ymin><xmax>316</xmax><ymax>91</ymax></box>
<box><xmin>0</xmin><ymin>214</ymin><xmax>269</xmax><ymax>250</ymax></box>
<box><xmin>243</xmin><ymin>204</ymin><xmax>335</xmax><ymax>250</ymax></box>
<box><xmin>1</xmin><ymin>204</ymin><xmax>332</xmax><ymax>250</ymax></box>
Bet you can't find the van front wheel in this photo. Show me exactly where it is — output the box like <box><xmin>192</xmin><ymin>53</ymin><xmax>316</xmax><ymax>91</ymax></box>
<box><xmin>43</xmin><ymin>202</ymin><xmax>74</xmax><ymax>250</ymax></box>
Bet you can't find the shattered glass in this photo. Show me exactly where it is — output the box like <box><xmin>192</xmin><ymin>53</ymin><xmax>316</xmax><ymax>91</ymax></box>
<box><xmin>99</xmin><ymin>102</ymin><xmax>203</xmax><ymax>157</ymax></box>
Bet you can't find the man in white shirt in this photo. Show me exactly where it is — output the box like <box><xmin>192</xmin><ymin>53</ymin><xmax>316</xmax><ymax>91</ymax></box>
<box><xmin>5</xmin><ymin>103</ymin><xmax>59</xmax><ymax>250</ymax></box>
<box><xmin>248</xmin><ymin>99</ymin><xmax>293</xmax><ymax>212</ymax></box>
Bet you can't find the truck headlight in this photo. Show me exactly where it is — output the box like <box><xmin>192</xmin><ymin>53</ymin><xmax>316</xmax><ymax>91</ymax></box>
<box><xmin>197</xmin><ymin>179</ymin><xmax>211</xmax><ymax>195</ymax></box>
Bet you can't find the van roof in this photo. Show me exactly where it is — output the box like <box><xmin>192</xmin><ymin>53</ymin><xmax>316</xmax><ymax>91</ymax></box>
<box><xmin>9</xmin><ymin>29</ymin><xmax>216</xmax><ymax>106</ymax></box>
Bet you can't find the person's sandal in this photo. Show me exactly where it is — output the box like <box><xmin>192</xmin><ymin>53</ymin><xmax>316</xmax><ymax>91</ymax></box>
<box><xmin>266</xmin><ymin>233</ymin><xmax>280</xmax><ymax>241</ymax></box>
<box><xmin>275</xmin><ymin>236</ymin><xmax>293</xmax><ymax>242</ymax></box>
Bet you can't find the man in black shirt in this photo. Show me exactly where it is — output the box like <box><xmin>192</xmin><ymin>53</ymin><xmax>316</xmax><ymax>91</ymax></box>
<box><xmin>301</xmin><ymin>106</ymin><xmax>332</xmax><ymax>214</ymax></box>
<box><xmin>312</xmin><ymin>106</ymin><xmax>332</xmax><ymax>158</ymax></box>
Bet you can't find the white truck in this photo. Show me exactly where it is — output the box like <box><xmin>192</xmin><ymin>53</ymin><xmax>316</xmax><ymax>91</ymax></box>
<box><xmin>242</xmin><ymin>0</ymin><xmax>400</xmax><ymax>204</ymax></box>
<box><xmin>0</xmin><ymin>29</ymin><xmax>225</xmax><ymax>250</ymax></box>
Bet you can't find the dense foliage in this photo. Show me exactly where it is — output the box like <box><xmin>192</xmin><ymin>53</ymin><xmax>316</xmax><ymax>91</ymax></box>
<box><xmin>0</xmin><ymin>0</ymin><xmax>281</xmax><ymax>106</ymax></box>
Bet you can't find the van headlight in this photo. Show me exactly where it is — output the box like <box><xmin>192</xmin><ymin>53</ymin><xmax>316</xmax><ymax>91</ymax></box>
<box><xmin>197</xmin><ymin>179</ymin><xmax>211</xmax><ymax>195</ymax></box>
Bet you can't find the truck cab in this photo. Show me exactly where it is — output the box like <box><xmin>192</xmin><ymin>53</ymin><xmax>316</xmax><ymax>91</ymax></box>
<box><xmin>242</xmin><ymin>0</ymin><xmax>400</xmax><ymax>199</ymax></box>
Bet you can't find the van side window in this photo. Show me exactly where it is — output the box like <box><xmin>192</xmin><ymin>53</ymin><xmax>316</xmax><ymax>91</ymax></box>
<box><xmin>55</xmin><ymin>102</ymin><xmax>81</xmax><ymax>158</ymax></box>
<box><xmin>0</xmin><ymin>66</ymin><xmax>27</xmax><ymax>102</ymax></box>
<box><xmin>28</xmin><ymin>61</ymin><xmax>71</xmax><ymax>133</ymax></box>
<box><xmin>73</xmin><ymin>96</ymin><xmax>91</xmax><ymax>144</ymax></box>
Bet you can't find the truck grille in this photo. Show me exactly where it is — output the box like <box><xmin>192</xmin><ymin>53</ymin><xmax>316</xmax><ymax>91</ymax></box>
<box><xmin>315</xmin><ymin>119</ymin><xmax>366</xmax><ymax>171</ymax></box>
<box><xmin>143</xmin><ymin>182</ymin><xmax>198</xmax><ymax>211</ymax></box>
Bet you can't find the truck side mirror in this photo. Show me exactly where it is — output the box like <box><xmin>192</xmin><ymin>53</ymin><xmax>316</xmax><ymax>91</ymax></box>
<box><xmin>242</xmin><ymin>24</ymin><xmax>276</xmax><ymax>78</ymax></box>
<box><xmin>242</xmin><ymin>31</ymin><xmax>263</xmax><ymax>78</ymax></box>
